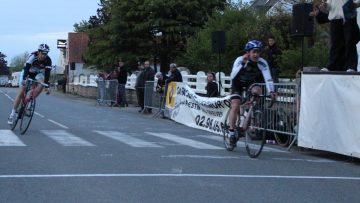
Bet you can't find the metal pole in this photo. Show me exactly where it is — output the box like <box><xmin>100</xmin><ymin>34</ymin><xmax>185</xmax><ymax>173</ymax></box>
<box><xmin>218</xmin><ymin>51</ymin><xmax>221</xmax><ymax>96</ymax></box>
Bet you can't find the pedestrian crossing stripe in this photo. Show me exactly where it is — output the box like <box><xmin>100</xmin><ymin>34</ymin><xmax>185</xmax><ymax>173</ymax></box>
<box><xmin>0</xmin><ymin>130</ymin><xmax>26</xmax><ymax>146</ymax></box>
<box><xmin>145</xmin><ymin>132</ymin><xmax>222</xmax><ymax>150</ymax></box>
<box><xmin>40</xmin><ymin>130</ymin><xmax>95</xmax><ymax>147</ymax></box>
<box><xmin>0</xmin><ymin>130</ymin><xmax>286</xmax><ymax>152</ymax></box>
<box><xmin>94</xmin><ymin>131</ymin><xmax>163</xmax><ymax>148</ymax></box>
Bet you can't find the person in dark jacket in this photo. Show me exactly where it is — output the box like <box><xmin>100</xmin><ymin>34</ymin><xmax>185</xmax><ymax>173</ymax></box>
<box><xmin>135</xmin><ymin>60</ymin><xmax>155</xmax><ymax>113</ymax></box>
<box><xmin>265</xmin><ymin>36</ymin><xmax>281</xmax><ymax>83</ymax></box>
<box><xmin>116</xmin><ymin>60</ymin><xmax>128</xmax><ymax>107</ymax></box>
<box><xmin>165</xmin><ymin>63</ymin><xmax>183</xmax><ymax>84</ymax></box>
<box><xmin>206</xmin><ymin>72</ymin><xmax>219</xmax><ymax>97</ymax></box>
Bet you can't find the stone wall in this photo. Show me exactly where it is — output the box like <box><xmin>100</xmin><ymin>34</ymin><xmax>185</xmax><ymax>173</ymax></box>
<box><xmin>65</xmin><ymin>84</ymin><xmax>138</xmax><ymax>105</ymax></box>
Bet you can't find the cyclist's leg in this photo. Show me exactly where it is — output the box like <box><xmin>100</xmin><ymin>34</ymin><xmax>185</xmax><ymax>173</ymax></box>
<box><xmin>8</xmin><ymin>71</ymin><xmax>26</xmax><ymax>124</ymax></box>
<box><xmin>33</xmin><ymin>73</ymin><xmax>45</xmax><ymax>98</ymax></box>
<box><xmin>229</xmin><ymin>98</ymin><xmax>240</xmax><ymax>131</ymax></box>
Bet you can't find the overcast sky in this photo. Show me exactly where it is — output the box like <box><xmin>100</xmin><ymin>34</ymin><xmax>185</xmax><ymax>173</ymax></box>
<box><xmin>0</xmin><ymin>0</ymin><xmax>100</xmax><ymax>65</ymax></box>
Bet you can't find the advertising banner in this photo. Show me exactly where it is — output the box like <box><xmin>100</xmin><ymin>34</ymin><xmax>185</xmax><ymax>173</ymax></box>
<box><xmin>165</xmin><ymin>82</ymin><xmax>231</xmax><ymax>135</ymax></box>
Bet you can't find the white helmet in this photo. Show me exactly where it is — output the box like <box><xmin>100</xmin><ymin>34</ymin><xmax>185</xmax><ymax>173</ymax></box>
<box><xmin>38</xmin><ymin>43</ymin><xmax>50</xmax><ymax>54</ymax></box>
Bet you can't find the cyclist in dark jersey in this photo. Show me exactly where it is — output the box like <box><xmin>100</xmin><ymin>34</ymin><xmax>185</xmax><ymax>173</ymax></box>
<box><xmin>8</xmin><ymin>43</ymin><xmax>52</xmax><ymax>125</ymax></box>
<box><xmin>227</xmin><ymin>40</ymin><xmax>276</xmax><ymax>145</ymax></box>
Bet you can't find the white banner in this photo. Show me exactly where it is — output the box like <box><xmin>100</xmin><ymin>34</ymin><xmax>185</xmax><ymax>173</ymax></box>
<box><xmin>165</xmin><ymin>82</ymin><xmax>231</xmax><ymax>135</ymax></box>
<box><xmin>298</xmin><ymin>73</ymin><xmax>360</xmax><ymax>158</ymax></box>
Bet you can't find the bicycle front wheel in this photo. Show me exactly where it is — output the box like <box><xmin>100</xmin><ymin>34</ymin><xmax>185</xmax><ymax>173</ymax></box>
<box><xmin>245</xmin><ymin>106</ymin><xmax>267</xmax><ymax>158</ymax></box>
<box><xmin>20</xmin><ymin>98</ymin><xmax>36</xmax><ymax>135</ymax></box>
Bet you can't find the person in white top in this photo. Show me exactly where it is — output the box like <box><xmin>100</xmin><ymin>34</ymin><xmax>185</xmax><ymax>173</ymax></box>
<box><xmin>311</xmin><ymin>0</ymin><xmax>360</xmax><ymax>72</ymax></box>
<box><xmin>226</xmin><ymin>40</ymin><xmax>276</xmax><ymax>146</ymax></box>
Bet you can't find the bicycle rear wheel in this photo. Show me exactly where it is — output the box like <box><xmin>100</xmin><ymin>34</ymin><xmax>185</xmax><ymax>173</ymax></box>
<box><xmin>273</xmin><ymin>110</ymin><xmax>293</xmax><ymax>147</ymax></box>
<box><xmin>20</xmin><ymin>98</ymin><xmax>36</xmax><ymax>135</ymax></box>
<box><xmin>222</xmin><ymin>110</ymin><xmax>240</xmax><ymax>151</ymax></box>
<box><xmin>245</xmin><ymin>106</ymin><xmax>267</xmax><ymax>158</ymax></box>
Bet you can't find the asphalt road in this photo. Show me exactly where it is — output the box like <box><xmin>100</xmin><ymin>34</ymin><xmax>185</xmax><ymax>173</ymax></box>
<box><xmin>0</xmin><ymin>87</ymin><xmax>359</xmax><ymax>203</ymax></box>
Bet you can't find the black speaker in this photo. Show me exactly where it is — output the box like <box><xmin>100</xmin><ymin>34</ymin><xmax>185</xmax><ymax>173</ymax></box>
<box><xmin>292</xmin><ymin>3</ymin><xmax>314</xmax><ymax>37</ymax></box>
<box><xmin>211</xmin><ymin>31</ymin><xmax>226</xmax><ymax>53</ymax></box>
<box><xmin>70</xmin><ymin>62</ymin><xmax>75</xmax><ymax>70</ymax></box>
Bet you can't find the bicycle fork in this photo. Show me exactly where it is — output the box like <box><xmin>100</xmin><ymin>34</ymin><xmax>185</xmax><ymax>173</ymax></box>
<box><xmin>240</xmin><ymin>105</ymin><xmax>253</xmax><ymax>131</ymax></box>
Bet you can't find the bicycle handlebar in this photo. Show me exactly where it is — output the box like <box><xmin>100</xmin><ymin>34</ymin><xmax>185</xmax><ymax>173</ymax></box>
<box><xmin>27</xmin><ymin>78</ymin><xmax>49</xmax><ymax>88</ymax></box>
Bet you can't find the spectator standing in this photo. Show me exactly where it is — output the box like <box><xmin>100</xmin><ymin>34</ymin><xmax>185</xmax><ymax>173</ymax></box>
<box><xmin>311</xmin><ymin>0</ymin><xmax>360</xmax><ymax>71</ymax></box>
<box><xmin>206</xmin><ymin>72</ymin><xmax>219</xmax><ymax>97</ymax></box>
<box><xmin>165</xmin><ymin>63</ymin><xmax>183</xmax><ymax>84</ymax></box>
<box><xmin>265</xmin><ymin>36</ymin><xmax>281</xmax><ymax>83</ymax></box>
<box><xmin>155</xmin><ymin>72</ymin><xmax>168</xmax><ymax>94</ymax></box>
<box><xmin>135</xmin><ymin>60</ymin><xmax>155</xmax><ymax>113</ymax></box>
<box><xmin>116</xmin><ymin>60</ymin><xmax>128</xmax><ymax>107</ymax></box>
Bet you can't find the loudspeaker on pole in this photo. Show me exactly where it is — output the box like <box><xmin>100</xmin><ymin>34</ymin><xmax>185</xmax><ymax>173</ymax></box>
<box><xmin>292</xmin><ymin>3</ymin><xmax>314</xmax><ymax>37</ymax></box>
<box><xmin>211</xmin><ymin>31</ymin><xmax>226</xmax><ymax>53</ymax></box>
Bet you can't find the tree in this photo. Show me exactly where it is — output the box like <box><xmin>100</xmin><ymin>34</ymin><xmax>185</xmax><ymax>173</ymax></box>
<box><xmin>80</xmin><ymin>0</ymin><xmax>226</xmax><ymax>72</ymax></box>
<box><xmin>9</xmin><ymin>52</ymin><xmax>29</xmax><ymax>72</ymax></box>
<box><xmin>0</xmin><ymin>52</ymin><xmax>9</xmax><ymax>75</ymax></box>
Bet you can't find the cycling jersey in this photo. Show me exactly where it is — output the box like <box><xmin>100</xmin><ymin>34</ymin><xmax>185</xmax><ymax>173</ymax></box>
<box><xmin>23</xmin><ymin>51</ymin><xmax>52</xmax><ymax>84</ymax></box>
<box><xmin>230</xmin><ymin>56</ymin><xmax>274</xmax><ymax>96</ymax></box>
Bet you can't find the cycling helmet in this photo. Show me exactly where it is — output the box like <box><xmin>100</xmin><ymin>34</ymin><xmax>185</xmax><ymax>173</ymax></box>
<box><xmin>38</xmin><ymin>43</ymin><xmax>50</xmax><ymax>54</ymax></box>
<box><xmin>245</xmin><ymin>40</ymin><xmax>262</xmax><ymax>52</ymax></box>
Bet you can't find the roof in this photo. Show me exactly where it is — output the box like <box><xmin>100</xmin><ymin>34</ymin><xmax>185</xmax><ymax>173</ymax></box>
<box><xmin>68</xmin><ymin>32</ymin><xmax>89</xmax><ymax>63</ymax></box>
<box><xmin>251</xmin><ymin>0</ymin><xmax>280</xmax><ymax>11</ymax></box>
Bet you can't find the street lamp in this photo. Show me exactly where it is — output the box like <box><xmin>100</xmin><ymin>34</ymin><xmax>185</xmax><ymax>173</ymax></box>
<box><xmin>153</xmin><ymin>31</ymin><xmax>163</xmax><ymax>73</ymax></box>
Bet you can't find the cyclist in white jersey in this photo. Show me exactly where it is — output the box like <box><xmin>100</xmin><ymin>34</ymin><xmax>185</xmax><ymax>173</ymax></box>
<box><xmin>227</xmin><ymin>40</ymin><xmax>276</xmax><ymax>145</ymax></box>
<box><xmin>7</xmin><ymin>44</ymin><xmax>52</xmax><ymax>125</ymax></box>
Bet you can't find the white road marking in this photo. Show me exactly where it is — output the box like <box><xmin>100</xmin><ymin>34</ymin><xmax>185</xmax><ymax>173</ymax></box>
<box><xmin>146</xmin><ymin>132</ymin><xmax>222</xmax><ymax>150</ymax></box>
<box><xmin>0</xmin><ymin>173</ymin><xmax>358</xmax><ymax>180</ymax></box>
<box><xmin>94</xmin><ymin>131</ymin><xmax>162</xmax><ymax>148</ymax></box>
<box><xmin>197</xmin><ymin>135</ymin><xmax>287</xmax><ymax>153</ymax></box>
<box><xmin>162</xmin><ymin>155</ymin><xmax>243</xmax><ymax>159</ymax></box>
<box><xmin>41</xmin><ymin>130</ymin><xmax>95</xmax><ymax>146</ymax></box>
<box><xmin>0</xmin><ymin>130</ymin><xmax>26</xmax><ymax>146</ymax></box>
<box><xmin>34</xmin><ymin>112</ymin><xmax>45</xmax><ymax>118</ymax></box>
<box><xmin>272</xmin><ymin>157</ymin><xmax>335</xmax><ymax>163</ymax></box>
<box><xmin>47</xmin><ymin>119</ymin><xmax>69</xmax><ymax>129</ymax></box>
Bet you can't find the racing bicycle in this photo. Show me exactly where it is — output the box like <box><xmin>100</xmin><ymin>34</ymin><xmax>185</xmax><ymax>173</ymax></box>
<box><xmin>223</xmin><ymin>84</ymin><xmax>275</xmax><ymax>158</ymax></box>
<box><xmin>9</xmin><ymin>78</ymin><xmax>48</xmax><ymax>135</ymax></box>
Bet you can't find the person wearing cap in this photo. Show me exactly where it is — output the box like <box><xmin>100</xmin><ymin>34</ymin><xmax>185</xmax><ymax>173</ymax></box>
<box><xmin>8</xmin><ymin>43</ymin><xmax>52</xmax><ymax>125</ymax></box>
<box><xmin>226</xmin><ymin>40</ymin><xmax>276</xmax><ymax>146</ymax></box>
<box><xmin>165</xmin><ymin>63</ymin><xmax>183</xmax><ymax>84</ymax></box>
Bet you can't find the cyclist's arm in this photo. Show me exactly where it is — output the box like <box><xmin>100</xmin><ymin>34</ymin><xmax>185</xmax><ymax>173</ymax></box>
<box><xmin>44</xmin><ymin>66</ymin><xmax>52</xmax><ymax>85</ymax></box>
<box><xmin>258</xmin><ymin>58</ymin><xmax>275</xmax><ymax>93</ymax></box>
<box><xmin>23</xmin><ymin>63</ymin><xmax>31</xmax><ymax>80</ymax></box>
<box><xmin>230</xmin><ymin>56</ymin><xmax>246</xmax><ymax>80</ymax></box>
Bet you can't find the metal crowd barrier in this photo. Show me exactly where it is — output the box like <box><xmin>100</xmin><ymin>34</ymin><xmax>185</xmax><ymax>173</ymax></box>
<box><xmin>254</xmin><ymin>83</ymin><xmax>299</xmax><ymax>150</ymax></box>
<box><xmin>144</xmin><ymin>81</ymin><xmax>166</xmax><ymax>118</ymax></box>
<box><xmin>96</xmin><ymin>79</ymin><xmax>118</xmax><ymax>106</ymax></box>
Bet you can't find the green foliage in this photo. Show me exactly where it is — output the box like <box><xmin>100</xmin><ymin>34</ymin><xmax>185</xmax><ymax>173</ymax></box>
<box><xmin>0</xmin><ymin>52</ymin><xmax>7</xmax><ymax>69</ymax></box>
<box><xmin>0</xmin><ymin>51</ymin><xmax>9</xmax><ymax>75</ymax></box>
<box><xmin>181</xmin><ymin>4</ymin><xmax>258</xmax><ymax>73</ymax></box>
<box><xmin>9</xmin><ymin>52</ymin><xmax>29</xmax><ymax>72</ymax></box>
<box><xmin>182</xmin><ymin>3</ymin><xmax>330</xmax><ymax>77</ymax></box>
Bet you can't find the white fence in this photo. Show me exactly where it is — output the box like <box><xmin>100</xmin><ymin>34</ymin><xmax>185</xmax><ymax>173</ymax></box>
<box><xmin>71</xmin><ymin>71</ymin><xmax>293</xmax><ymax>96</ymax></box>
